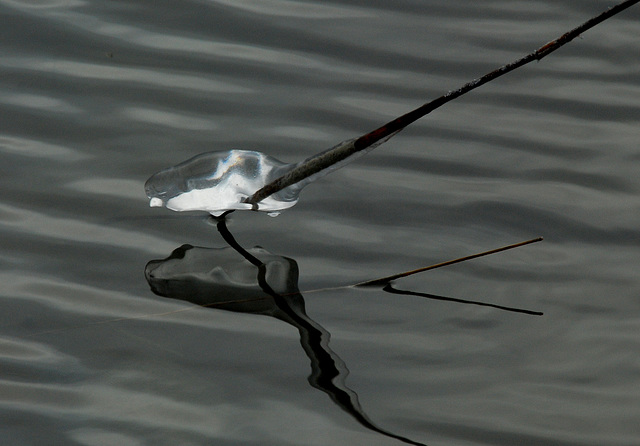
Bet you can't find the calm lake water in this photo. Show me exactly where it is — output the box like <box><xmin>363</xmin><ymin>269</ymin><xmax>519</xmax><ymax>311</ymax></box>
<box><xmin>2</xmin><ymin>1</ymin><xmax>639</xmax><ymax>445</ymax></box>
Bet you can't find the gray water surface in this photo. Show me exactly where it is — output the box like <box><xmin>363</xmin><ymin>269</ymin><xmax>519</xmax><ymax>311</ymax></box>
<box><xmin>2</xmin><ymin>1</ymin><xmax>639</xmax><ymax>445</ymax></box>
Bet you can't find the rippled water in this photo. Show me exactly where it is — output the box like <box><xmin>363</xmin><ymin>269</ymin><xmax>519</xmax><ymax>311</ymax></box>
<box><xmin>2</xmin><ymin>1</ymin><xmax>639</xmax><ymax>445</ymax></box>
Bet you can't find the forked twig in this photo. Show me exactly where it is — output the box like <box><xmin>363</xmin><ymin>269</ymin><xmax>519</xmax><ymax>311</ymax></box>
<box><xmin>302</xmin><ymin>237</ymin><xmax>544</xmax><ymax>316</ymax></box>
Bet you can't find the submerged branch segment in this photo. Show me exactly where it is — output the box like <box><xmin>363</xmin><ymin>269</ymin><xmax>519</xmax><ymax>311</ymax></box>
<box><xmin>248</xmin><ymin>0</ymin><xmax>638</xmax><ymax>206</ymax></box>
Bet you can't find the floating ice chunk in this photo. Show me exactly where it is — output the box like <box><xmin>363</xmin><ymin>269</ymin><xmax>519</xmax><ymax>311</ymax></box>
<box><xmin>144</xmin><ymin>137</ymin><xmax>375</xmax><ymax>216</ymax></box>
<box><xmin>144</xmin><ymin>149</ymin><xmax>301</xmax><ymax>216</ymax></box>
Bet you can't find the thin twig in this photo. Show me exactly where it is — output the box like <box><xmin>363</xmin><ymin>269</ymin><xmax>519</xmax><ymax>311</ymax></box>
<box><xmin>355</xmin><ymin>237</ymin><xmax>543</xmax><ymax>287</ymax></box>
<box><xmin>248</xmin><ymin>0</ymin><xmax>638</xmax><ymax>205</ymax></box>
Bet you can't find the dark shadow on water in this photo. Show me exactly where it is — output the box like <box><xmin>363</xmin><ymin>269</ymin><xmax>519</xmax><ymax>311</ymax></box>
<box><xmin>144</xmin><ymin>218</ymin><xmax>427</xmax><ymax>446</ymax></box>
<box><xmin>381</xmin><ymin>284</ymin><xmax>543</xmax><ymax>316</ymax></box>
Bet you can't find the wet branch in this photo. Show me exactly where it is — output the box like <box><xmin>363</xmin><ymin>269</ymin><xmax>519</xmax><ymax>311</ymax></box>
<box><xmin>248</xmin><ymin>0</ymin><xmax>639</xmax><ymax>205</ymax></box>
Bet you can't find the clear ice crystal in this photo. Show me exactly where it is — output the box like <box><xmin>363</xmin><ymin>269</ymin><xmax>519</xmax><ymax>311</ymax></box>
<box><xmin>145</xmin><ymin>138</ymin><xmax>371</xmax><ymax>216</ymax></box>
<box><xmin>145</xmin><ymin>150</ymin><xmax>301</xmax><ymax>216</ymax></box>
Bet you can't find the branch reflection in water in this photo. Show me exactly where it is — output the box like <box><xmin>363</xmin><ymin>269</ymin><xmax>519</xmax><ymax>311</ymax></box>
<box><xmin>144</xmin><ymin>217</ymin><xmax>427</xmax><ymax>446</ymax></box>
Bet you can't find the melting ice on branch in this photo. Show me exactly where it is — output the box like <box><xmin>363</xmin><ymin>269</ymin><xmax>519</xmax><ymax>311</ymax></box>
<box><xmin>145</xmin><ymin>149</ymin><xmax>299</xmax><ymax>217</ymax></box>
<box><xmin>144</xmin><ymin>137</ymin><xmax>377</xmax><ymax>216</ymax></box>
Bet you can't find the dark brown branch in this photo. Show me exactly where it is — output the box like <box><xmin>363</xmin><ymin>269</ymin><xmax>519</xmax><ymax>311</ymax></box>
<box><xmin>248</xmin><ymin>0</ymin><xmax>638</xmax><ymax>205</ymax></box>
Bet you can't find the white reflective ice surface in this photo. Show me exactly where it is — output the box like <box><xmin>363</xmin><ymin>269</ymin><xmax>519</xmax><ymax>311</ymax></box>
<box><xmin>145</xmin><ymin>149</ymin><xmax>299</xmax><ymax>216</ymax></box>
<box><xmin>144</xmin><ymin>137</ymin><xmax>373</xmax><ymax>217</ymax></box>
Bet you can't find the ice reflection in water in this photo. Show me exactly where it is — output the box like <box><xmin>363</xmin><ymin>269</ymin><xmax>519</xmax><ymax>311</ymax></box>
<box><xmin>144</xmin><ymin>224</ymin><xmax>426</xmax><ymax>446</ymax></box>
